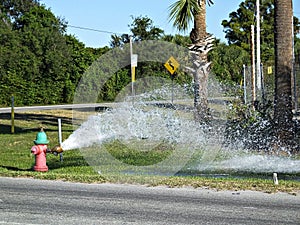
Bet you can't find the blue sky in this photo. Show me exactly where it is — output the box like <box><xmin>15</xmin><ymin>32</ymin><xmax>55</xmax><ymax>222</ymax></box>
<box><xmin>40</xmin><ymin>0</ymin><xmax>300</xmax><ymax>48</ymax></box>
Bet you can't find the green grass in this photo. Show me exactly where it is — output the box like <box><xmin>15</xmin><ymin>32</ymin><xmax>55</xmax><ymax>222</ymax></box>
<box><xmin>0</xmin><ymin>109</ymin><xmax>299</xmax><ymax>195</ymax></box>
<box><xmin>105</xmin><ymin>140</ymin><xmax>174</xmax><ymax>166</ymax></box>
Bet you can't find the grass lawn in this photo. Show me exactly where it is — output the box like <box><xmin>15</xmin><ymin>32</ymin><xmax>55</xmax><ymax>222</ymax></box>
<box><xmin>0</xmin><ymin>108</ymin><xmax>299</xmax><ymax>195</ymax></box>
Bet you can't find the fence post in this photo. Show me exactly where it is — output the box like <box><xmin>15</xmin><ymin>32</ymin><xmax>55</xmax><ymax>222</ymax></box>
<box><xmin>11</xmin><ymin>95</ymin><xmax>15</xmax><ymax>134</ymax></box>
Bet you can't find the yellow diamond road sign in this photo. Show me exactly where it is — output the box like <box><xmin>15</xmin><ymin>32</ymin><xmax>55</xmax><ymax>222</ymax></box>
<box><xmin>164</xmin><ymin>56</ymin><xmax>180</xmax><ymax>75</ymax></box>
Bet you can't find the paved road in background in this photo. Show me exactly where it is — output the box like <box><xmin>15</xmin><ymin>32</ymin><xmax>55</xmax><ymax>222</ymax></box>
<box><xmin>0</xmin><ymin>177</ymin><xmax>299</xmax><ymax>225</ymax></box>
<box><xmin>1</xmin><ymin>103</ymin><xmax>299</xmax><ymax>121</ymax></box>
<box><xmin>0</xmin><ymin>103</ymin><xmax>114</xmax><ymax>113</ymax></box>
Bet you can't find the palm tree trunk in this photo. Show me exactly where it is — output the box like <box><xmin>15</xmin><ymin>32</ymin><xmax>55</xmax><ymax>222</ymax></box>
<box><xmin>190</xmin><ymin>0</ymin><xmax>210</xmax><ymax>122</ymax></box>
<box><xmin>168</xmin><ymin>0</ymin><xmax>214</xmax><ymax>123</ymax></box>
<box><xmin>274</xmin><ymin>0</ymin><xmax>295</xmax><ymax>146</ymax></box>
<box><xmin>190</xmin><ymin>1</ymin><xmax>207</xmax><ymax>45</ymax></box>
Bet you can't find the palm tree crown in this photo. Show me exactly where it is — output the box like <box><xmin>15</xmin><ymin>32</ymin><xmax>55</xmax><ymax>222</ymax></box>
<box><xmin>168</xmin><ymin>0</ymin><xmax>213</xmax><ymax>32</ymax></box>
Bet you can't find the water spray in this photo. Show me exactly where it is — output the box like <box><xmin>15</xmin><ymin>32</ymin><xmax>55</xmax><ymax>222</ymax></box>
<box><xmin>63</xmin><ymin>39</ymin><xmax>300</xmax><ymax>177</ymax></box>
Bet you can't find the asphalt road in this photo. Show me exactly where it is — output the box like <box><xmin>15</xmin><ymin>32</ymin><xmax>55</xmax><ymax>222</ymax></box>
<box><xmin>1</xmin><ymin>103</ymin><xmax>299</xmax><ymax>121</ymax></box>
<box><xmin>0</xmin><ymin>103</ymin><xmax>113</xmax><ymax>113</ymax></box>
<box><xmin>0</xmin><ymin>177</ymin><xmax>299</xmax><ymax>225</ymax></box>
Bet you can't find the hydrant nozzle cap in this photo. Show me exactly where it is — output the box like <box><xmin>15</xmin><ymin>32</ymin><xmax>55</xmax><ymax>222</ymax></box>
<box><xmin>34</xmin><ymin>131</ymin><xmax>49</xmax><ymax>145</ymax></box>
<box><xmin>51</xmin><ymin>145</ymin><xmax>63</xmax><ymax>153</ymax></box>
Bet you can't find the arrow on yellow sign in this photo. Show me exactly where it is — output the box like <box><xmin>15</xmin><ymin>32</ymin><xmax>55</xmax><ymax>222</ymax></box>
<box><xmin>164</xmin><ymin>56</ymin><xmax>180</xmax><ymax>75</ymax></box>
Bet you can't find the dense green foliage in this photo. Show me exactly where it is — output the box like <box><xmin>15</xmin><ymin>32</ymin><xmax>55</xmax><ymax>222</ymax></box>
<box><xmin>208</xmin><ymin>40</ymin><xmax>250</xmax><ymax>83</ymax></box>
<box><xmin>0</xmin><ymin>0</ymin><xmax>299</xmax><ymax>108</ymax></box>
<box><xmin>0</xmin><ymin>4</ymin><xmax>192</xmax><ymax>106</ymax></box>
<box><xmin>0</xmin><ymin>0</ymin><xmax>108</xmax><ymax>106</ymax></box>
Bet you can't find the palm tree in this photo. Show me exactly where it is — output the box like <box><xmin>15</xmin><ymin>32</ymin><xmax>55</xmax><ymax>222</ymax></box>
<box><xmin>273</xmin><ymin>0</ymin><xmax>295</xmax><ymax>148</ymax></box>
<box><xmin>169</xmin><ymin>0</ymin><xmax>214</xmax><ymax>123</ymax></box>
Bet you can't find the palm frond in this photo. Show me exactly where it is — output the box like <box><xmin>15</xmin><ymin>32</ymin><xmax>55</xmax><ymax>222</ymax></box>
<box><xmin>207</xmin><ymin>0</ymin><xmax>214</xmax><ymax>6</ymax></box>
<box><xmin>168</xmin><ymin>0</ymin><xmax>200</xmax><ymax>32</ymax></box>
<box><xmin>197</xmin><ymin>0</ymin><xmax>214</xmax><ymax>6</ymax></box>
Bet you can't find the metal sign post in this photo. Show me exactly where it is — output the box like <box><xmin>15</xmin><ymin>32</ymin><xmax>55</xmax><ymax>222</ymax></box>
<box><xmin>171</xmin><ymin>73</ymin><xmax>177</xmax><ymax>105</ymax></box>
<box><xmin>130</xmin><ymin>37</ymin><xmax>138</xmax><ymax>103</ymax></box>
<box><xmin>164</xmin><ymin>56</ymin><xmax>180</xmax><ymax>105</ymax></box>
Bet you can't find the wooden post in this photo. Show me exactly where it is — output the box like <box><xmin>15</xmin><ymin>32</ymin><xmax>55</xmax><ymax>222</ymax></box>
<box><xmin>11</xmin><ymin>95</ymin><xmax>15</xmax><ymax>134</ymax></box>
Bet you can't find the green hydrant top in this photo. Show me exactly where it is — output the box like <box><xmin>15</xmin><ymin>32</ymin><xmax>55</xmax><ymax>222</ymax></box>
<box><xmin>34</xmin><ymin>131</ymin><xmax>49</xmax><ymax>145</ymax></box>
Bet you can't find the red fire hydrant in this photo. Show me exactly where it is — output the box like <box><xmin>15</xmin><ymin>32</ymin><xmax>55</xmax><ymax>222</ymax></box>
<box><xmin>31</xmin><ymin>128</ymin><xmax>50</xmax><ymax>172</ymax></box>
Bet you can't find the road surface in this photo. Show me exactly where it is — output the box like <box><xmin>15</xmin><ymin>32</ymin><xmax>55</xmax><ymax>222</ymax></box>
<box><xmin>0</xmin><ymin>103</ymin><xmax>113</xmax><ymax>114</ymax></box>
<box><xmin>1</xmin><ymin>103</ymin><xmax>299</xmax><ymax>121</ymax></box>
<box><xmin>0</xmin><ymin>177</ymin><xmax>299</xmax><ymax>225</ymax></box>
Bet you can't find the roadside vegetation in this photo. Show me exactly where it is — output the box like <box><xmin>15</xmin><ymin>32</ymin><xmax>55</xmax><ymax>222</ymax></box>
<box><xmin>0</xmin><ymin>109</ymin><xmax>299</xmax><ymax>195</ymax></box>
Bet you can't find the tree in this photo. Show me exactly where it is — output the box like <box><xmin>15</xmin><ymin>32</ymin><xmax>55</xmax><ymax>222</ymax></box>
<box><xmin>273</xmin><ymin>0</ymin><xmax>295</xmax><ymax>148</ymax></box>
<box><xmin>63</xmin><ymin>35</ymin><xmax>95</xmax><ymax>103</ymax></box>
<box><xmin>222</xmin><ymin>0</ymin><xmax>275</xmax><ymax>63</ymax></box>
<box><xmin>0</xmin><ymin>1</ymin><xmax>71</xmax><ymax>105</ymax></box>
<box><xmin>208</xmin><ymin>40</ymin><xmax>250</xmax><ymax>83</ymax></box>
<box><xmin>110</xmin><ymin>16</ymin><xmax>164</xmax><ymax>47</ymax></box>
<box><xmin>0</xmin><ymin>0</ymin><xmax>41</xmax><ymax>105</ymax></box>
<box><xmin>162</xmin><ymin>34</ymin><xmax>192</xmax><ymax>46</ymax></box>
<box><xmin>15</xmin><ymin>5</ymin><xmax>70</xmax><ymax>104</ymax></box>
<box><xmin>0</xmin><ymin>0</ymin><xmax>111</xmax><ymax>106</ymax></box>
<box><xmin>0</xmin><ymin>0</ymin><xmax>38</xmax><ymax>21</ymax></box>
<box><xmin>169</xmin><ymin>0</ymin><xmax>214</xmax><ymax>122</ymax></box>
<box><xmin>222</xmin><ymin>0</ymin><xmax>300</xmax><ymax>63</ymax></box>
<box><xmin>107</xmin><ymin>16</ymin><xmax>168</xmax><ymax>101</ymax></box>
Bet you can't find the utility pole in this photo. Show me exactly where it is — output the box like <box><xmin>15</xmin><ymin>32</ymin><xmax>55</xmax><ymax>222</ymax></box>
<box><xmin>256</xmin><ymin>0</ymin><xmax>261</xmax><ymax>94</ymax></box>
<box><xmin>292</xmin><ymin>15</ymin><xmax>298</xmax><ymax>112</ymax></box>
<box><xmin>243</xmin><ymin>64</ymin><xmax>247</xmax><ymax>104</ymax></box>
<box><xmin>251</xmin><ymin>25</ymin><xmax>256</xmax><ymax>105</ymax></box>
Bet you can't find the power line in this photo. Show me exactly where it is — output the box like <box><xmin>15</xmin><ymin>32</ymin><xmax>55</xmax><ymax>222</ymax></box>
<box><xmin>68</xmin><ymin>25</ymin><xmax>125</xmax><ymax>35</ymax></box>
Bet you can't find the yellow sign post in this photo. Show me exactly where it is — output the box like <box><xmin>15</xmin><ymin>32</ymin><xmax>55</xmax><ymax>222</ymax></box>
<box><xmin>164</xmin><ymin>56</ymin><xmax>180</xmax><ymax>104</ymax></box>
<box><xmin>164</xmin><ymin>56</ymin><xmax>180</xmax><ymax>75</ymax></box>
